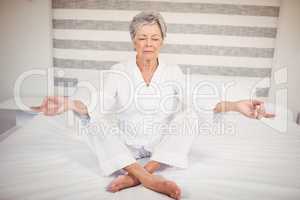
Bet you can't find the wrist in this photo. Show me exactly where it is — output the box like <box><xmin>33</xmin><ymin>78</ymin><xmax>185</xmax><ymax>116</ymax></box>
<box><xmin>214</xmin><ymin>101</ymin><xmax>237</xmax><ymax>113</ymax></box>
<box><xmin>67</xmin><ymin>99</ymin><xmax>75</xmax><ymax>111</ymax></box>
<box><xmin>231</xmin><ymin>101</ymin><xmax>239</xmax><ymax>112</ymax></box>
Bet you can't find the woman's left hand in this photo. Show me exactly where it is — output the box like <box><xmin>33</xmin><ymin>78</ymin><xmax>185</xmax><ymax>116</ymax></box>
<box><xmin>235</xmin><ymin>100</ymin><xmax>275</xmax><ymax>119</ymax></box>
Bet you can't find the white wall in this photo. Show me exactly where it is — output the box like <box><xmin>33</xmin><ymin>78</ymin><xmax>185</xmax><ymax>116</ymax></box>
<box><xmin>0</xmin><ymin>0</ymin><xmax>52</xmax><ymax>102</ymax></box>
<box><xmin>270</xmin><ymin>0</ymin><xmax>300</xmax><ymax>119</ymax></box>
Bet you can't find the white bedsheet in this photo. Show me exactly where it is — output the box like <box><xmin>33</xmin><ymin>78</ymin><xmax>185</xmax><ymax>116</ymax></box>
<box><xmin>0</xmin><ymin>113</ymin><xmax>300</xmax><ymax>200</ymax></box>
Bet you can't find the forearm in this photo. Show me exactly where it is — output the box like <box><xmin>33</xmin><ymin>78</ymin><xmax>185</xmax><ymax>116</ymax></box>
<box><xmin>213</xmin><ymin>101</ymin><xmax>238</xmax><ymax>113</ymax></box>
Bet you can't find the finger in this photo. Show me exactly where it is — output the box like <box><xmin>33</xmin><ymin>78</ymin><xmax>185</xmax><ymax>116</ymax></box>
<box><xmin>264</xmin><ymin>113</ymin><xmax>276</xmax><ymax>118</ymax></box>
<box><xmin>253</xmin><ymin>109</ymin><xmax>258</xmax><ymax>119</ymax></box>
<box><xmin>30</xmin><ymin>106</ymin><xmax>42</xmax><ymax>112</ymax></box>
<box><xmin>252</xmin><ymin>99</ymin><xmax>264</xmax><ymax>106</ymax></box>
<box><xmin>257</xmin><ymin>105</ymin><xmax>266</xmax><ymax>120</ymax></box>
<box><xmin>260</xmin><ymin>105</ymin><xmax>266</xmax><ymax>114</ymax></box>
<box><xmin>256</xmin><ymin>112</ymin><xmax>264</xmax><ymax>120</ymax></box>
<box><xmin>254</xmin><ymin>104</ymin><xmax>261</xmax><ymax>112</ymax></box>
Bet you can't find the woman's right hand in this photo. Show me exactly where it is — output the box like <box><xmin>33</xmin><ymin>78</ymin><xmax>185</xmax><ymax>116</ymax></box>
<box><xmin>31</xmin><ymin>96</ymin><xmax>72</xmax><ymax>116</ymax></box>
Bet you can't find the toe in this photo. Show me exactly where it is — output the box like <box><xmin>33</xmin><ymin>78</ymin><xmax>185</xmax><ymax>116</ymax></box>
<box><xmin>107</xmin><ymin>183</ymin><xmax>119</xmax><ymax>192</ymax></box>
<box><xmin>175</xmin><ymin>191</ymin><xmax>181</xmax><ymax>200</ymax></box>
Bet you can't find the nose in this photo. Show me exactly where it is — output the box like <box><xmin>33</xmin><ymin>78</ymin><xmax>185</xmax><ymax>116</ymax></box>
<box><xmin>146</xmin><ymin>38</ymin><xmax>152</xmax><ymax>46</ymax></box>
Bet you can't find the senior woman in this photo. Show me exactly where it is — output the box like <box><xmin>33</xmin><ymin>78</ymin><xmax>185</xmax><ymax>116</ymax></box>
<box><xmin>33</xmin><ymin>11</ymin><xmax>274</xmax><ymax>200</ymax></box>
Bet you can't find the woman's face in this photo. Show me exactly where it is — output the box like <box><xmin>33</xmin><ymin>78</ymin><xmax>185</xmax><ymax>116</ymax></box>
<box><xmin>133</xmin><ymin>23</ymin><xmax>163</xmax><ymax>61</ymax></box>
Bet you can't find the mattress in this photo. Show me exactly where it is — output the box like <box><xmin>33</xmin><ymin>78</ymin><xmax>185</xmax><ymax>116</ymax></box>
<box><xmin>0</xmin><ymin>112</ymin><xmax>300</xmax><ymax>200</ymax></box>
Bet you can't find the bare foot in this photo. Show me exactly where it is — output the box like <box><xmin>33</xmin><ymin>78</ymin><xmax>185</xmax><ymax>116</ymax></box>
<box><xmin>107</xmin><ymin>174</ymin><xmax>140</xmax><ymax>192</ymax></box>
<box><xmin>141</xmin><ymin>175</ymin><xmax>181</xmax><ymax>200</ymax></box>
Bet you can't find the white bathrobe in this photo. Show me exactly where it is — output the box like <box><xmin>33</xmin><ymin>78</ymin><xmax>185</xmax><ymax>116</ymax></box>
<box><xmin>79</xmin><ymin>58</ymin><xmax>199</xmax><ymax>176</ymax></box>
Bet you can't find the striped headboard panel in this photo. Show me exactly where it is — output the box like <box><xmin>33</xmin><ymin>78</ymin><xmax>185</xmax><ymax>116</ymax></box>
<box><xmin>52</xmin><ymin>0</ymin><xmax>280</xmax><ymax>96</ymax></box>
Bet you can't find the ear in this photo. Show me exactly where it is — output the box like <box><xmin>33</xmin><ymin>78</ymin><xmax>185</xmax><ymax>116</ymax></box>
<box><xmin>160</xmin><ymin>39</ymin><xmax>164</xmax><ymax>47</ymax></box>
<box><xmin>132</xmin><ymin>39</ymin><xmax>137</xmax><ymax>51</ymax></box>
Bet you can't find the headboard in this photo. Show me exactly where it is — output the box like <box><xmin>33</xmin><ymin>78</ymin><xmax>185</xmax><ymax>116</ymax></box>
<box><xmin>52</xmin><ymin>0</ymin><xmax>280</xmax><ymax>101</ymax></box>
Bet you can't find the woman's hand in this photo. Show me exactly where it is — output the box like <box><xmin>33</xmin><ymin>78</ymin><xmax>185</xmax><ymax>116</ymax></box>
<box><xmin>235</xmin><ymin>100</ymin><xmax>275</xmax><ymax>119</ymax></box>
<box><xmin>31</xmin><ymin>96</ymin><xmax>73</xmax><ymax>116</ymax></box>
<box><xmin>214</xmin><ymin>100</ymin><xmax>275</xmax><ymax>119</ymax></box>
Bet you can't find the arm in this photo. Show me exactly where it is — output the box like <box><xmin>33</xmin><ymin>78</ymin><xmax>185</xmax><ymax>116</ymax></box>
<box><xmin>35</xmin><ymin>66</ymin><xmax>122</xmax><ymax>117</ymax></box>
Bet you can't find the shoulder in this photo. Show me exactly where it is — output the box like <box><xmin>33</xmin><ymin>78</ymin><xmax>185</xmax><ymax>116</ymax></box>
<box><xmin>105</xmin><ymin>60</ymin><xmax>135</xmax><ymax>84</ymax></box>
<box><xmin>111</xmin><ymin>57</ymin><xmax>137</xmax><ymax>73</ymax></box>
<box><xmin>163</xmin><ymin>62</ymin><xmax>184</xmax><ymax>79</ymax></box>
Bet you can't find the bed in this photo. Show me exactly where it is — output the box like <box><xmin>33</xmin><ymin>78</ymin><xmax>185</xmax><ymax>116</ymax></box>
<box><xmin>0</xmin><ymin>109</ymin><xmax>300</xmax><ymax>200</ymax></box>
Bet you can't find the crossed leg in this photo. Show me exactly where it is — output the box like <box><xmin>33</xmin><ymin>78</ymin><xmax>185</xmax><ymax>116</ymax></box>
<box><xmin>106</xmin><ymin>112</ymin><xmax>197</xmax><ymax>200</ymax></box>
<box><xmin>108</xmin><ymin>160</ymin><xmax>160</xmax><ymax>191</ymax></box>
<box><xmin>107</xmin><ymin>161</ymin><xmax>181</xmax><ymax>200</ymax></box>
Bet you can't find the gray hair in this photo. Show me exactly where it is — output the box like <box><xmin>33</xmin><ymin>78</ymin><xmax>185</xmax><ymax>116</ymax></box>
<box><xmin>129</xmin><ymin>11</ymin><xmax>167</xmax><ymax>40</ymax></box>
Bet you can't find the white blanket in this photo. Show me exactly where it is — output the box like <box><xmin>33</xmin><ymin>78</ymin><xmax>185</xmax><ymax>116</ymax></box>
<box><xmin>0</xmin><ymin>113</ymin><xmax>300</xmax><ymax>200</ymax></box>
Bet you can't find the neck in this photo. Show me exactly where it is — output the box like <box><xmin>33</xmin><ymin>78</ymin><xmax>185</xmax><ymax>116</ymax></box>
<box><xmin>136</xmin><ymin>56</ymin><xmax>158</xmax><ymax>72</ymax></box>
